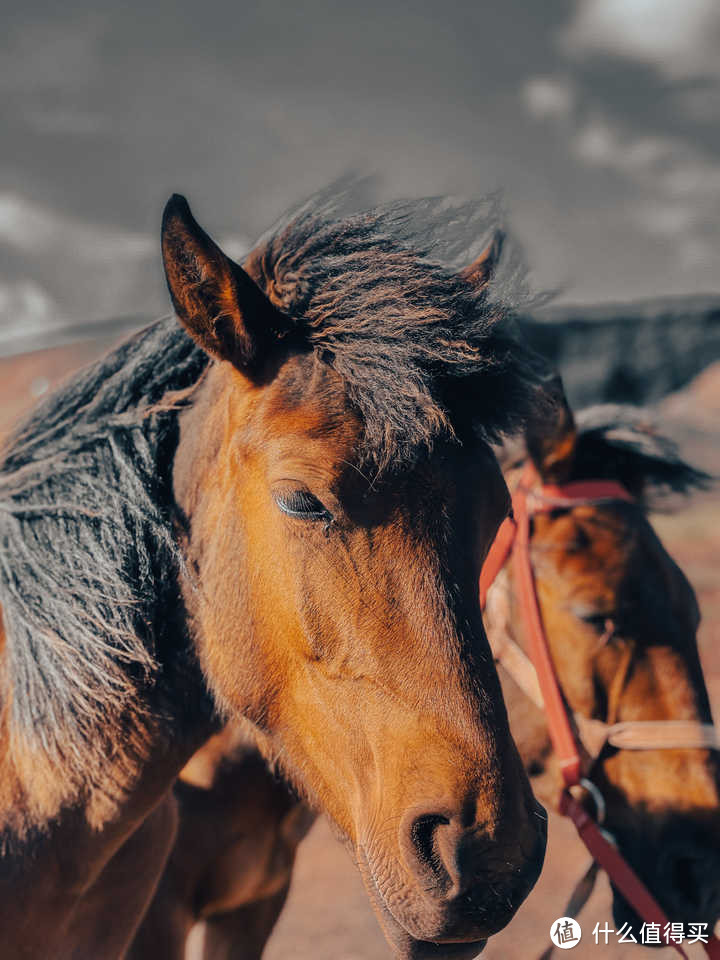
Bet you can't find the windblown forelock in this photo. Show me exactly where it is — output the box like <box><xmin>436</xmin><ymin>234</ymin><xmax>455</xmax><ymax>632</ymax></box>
<box><xmin>249</xmin><ymin>196</ymin><xmax>542</xmax><ymax>470</ymax></box>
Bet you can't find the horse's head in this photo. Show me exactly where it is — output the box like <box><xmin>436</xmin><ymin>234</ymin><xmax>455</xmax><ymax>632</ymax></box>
<box><xmin>520</xmin><ymin>381</ymin><xmax>720</xmax><ymax>934</ymax></box>
<box><xmin>162</xmin><ymin>196</ymin><xmax>546</xmax><ymax>958</ymax></box>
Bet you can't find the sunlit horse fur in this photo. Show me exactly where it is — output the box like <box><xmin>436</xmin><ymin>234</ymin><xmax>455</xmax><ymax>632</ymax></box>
<box><xmin>0</xmin><ymin>192</ymin><xmax>548</xmax><ymax>959</ymax></box>
<box><xmin>133</xmin><ymin>379</ymin><xmax>720</xmax><ymax>959</ymax></box>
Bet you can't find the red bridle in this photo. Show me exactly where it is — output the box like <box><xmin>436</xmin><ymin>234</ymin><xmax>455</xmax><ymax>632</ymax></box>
<box><xmin>480</xmin><ymin>463</ymin><xmax>720</xmax><ymax>959</ymax></box>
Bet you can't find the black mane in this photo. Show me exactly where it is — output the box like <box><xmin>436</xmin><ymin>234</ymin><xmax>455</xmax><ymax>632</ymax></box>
<box><xmin>0</xmin><ymin>190</ymin><xmax>542</xmax><ymax>822</ymax></box>
<box><xmin>573</xmin><ymin>404</ymin><xmax>711</xmax><ymax>500</ymax></box>
<box><xmin>0</xmin><ymin>319</ymin><xmax>208</xmax><ymax>819</ymax></box>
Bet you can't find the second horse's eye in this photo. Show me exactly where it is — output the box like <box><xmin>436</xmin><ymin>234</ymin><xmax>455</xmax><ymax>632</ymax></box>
<box><xmin>273</xmin><ymin>488</ymin><xmax>333</xmax><ymax>522</ymax></box>
<box><xmin>580</xmin><ymin>612</ymin><xmax>619</xmax><ymax>644</ymax></box>
<box><xmin>581</xmin><ymin>613</ymin><xmax>614</xmax><ymax>630</ymax></box>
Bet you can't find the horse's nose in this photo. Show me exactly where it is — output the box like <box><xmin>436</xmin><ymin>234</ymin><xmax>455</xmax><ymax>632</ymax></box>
<box><xmin>401</xmin><ymin>798</ymin><xmax>547</xmax><ymax>936</ymax></box>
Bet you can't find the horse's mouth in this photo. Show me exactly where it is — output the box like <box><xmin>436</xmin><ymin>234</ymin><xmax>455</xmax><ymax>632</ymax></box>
<box><xmin>356</xmin><ymin>846</ymin><xmax>486</xmax><ymax>960</ymax></box>
<box><xmin>402</xmin><ymin>941</ymin><xmax>486</xmax><ymax>960</ymax></box>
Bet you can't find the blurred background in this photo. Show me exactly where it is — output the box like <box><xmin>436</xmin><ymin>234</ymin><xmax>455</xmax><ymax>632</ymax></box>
<box><xmin>3</xmin><ymin>0</ymin><xmax>720</xmax><ymax>346</ymax></box>
<box><xmin>2</xmin><ymin>1</ymin><xmax>719</xmax><ymax>957</ymax></box>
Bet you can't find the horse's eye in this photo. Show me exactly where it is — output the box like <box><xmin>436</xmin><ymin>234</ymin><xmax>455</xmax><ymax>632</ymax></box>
<box><xmin>273</xmin><ymin>488</ymin><xmax>332</xmax><ymax>522</ymax></box>
<box><xmin>580</xmin><ymin>613</ymin><xmax>618</xmax><ymax>642</ymax></box>
<box><xmin>581</xmin><ymin>613</ymin><xmax>610</xmax><ymax>629</ymax></box>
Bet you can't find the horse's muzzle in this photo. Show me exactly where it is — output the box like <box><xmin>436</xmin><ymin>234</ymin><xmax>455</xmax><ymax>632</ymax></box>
<box><xmin>360</xmin><ymin>796</ymin><xmax>546</xmax><ymax>952</ymax></box>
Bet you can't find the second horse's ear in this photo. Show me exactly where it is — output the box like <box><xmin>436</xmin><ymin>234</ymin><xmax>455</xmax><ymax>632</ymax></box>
<box><xmin>525</xmin><ymin>374</ymin><xmax>577</xmax><ymax>483</ymax></box>
<box><xmin>459</xmin><ymin>229</ymin><xmax>505</xmax><ymax>292</ymax></box>
<box><xmin>161</xmin><ymin>194</ymin><xmax>293</xmax><ymax>373</ymax></box>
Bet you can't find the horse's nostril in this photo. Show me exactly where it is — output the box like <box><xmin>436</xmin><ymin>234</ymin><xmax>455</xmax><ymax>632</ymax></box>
<box><xmin>403</xmin><ymin>804</ymin><xmax>544</xmax><ymax>904</ymax></box>
<box><xmin>410</xmin><ymin>813</ymin><xmax>451</xmax><ymax>882</ymax></box>
<box><xmin>394</xmin><ymin>801</ymin><xmax>545</xmax><ymax>941</ymax></box>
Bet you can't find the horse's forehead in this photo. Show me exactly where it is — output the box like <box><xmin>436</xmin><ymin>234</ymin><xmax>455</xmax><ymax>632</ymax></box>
<box><xmin>533</xmin><ymin>509</ymin><xmax>630</xmax><ymax>613</ymax></box>
<box><xmin>548</xmin><ymin>509</ymin><xmax>698</xmax><ymax>641</ymax></box>
<box><xmin>542</xmin><ymin>509</ymin><xmax>628</xmax><ymax>564</ymax></box>
<box><xmin>251</xmin><ymin>353</ymin><xmax>363</xmax><ymax>461</ymax></box>
<box><xmin>274</xmin><ymin>353</ymin><xmax>348</xmax><ymax>410</ymax></box>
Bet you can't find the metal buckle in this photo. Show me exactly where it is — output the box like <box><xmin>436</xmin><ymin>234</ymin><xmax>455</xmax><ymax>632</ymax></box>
<box><xmin>570</xmin><ymin>777</ymin><xmax>607</xmax><ymax>825</ymax></box>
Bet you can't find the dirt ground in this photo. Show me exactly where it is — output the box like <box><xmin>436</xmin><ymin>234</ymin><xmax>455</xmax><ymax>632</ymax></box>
<box><xmin>1</xmin><ymin>343</ymin><xmax>718</xmax><ymax>960</ymax></box>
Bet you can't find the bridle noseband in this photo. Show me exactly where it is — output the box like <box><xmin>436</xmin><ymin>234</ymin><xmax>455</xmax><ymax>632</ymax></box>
<box><xmin>480</xmin><ymin>462</ymin><xmax>720</xmax><ymax>959</ymax></box>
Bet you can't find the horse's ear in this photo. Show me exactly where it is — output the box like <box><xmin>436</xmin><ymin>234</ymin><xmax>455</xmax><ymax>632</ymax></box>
<box><xmin>459</xmin><ymin>230</ymin><xmax>505</xmax><ymax>291</ymax></box>
<box><xmin>525</xmin><ymin>374</ymin><xmax>578</xmax><ymax>482</ymax></box>
<box><xmin>161</xmin><ymin>194</ymin><xmax>292</xmax><ymax>372</ymax></box>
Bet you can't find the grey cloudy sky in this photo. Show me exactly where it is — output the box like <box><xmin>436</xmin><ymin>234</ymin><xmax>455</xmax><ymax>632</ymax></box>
<box><xmin>2</xmin><ymin>0</ymin><xmax>719</xmax><ymax>344</ymax></box>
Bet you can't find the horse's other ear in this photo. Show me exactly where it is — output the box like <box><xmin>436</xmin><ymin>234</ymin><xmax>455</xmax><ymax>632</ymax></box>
<box><xmin>459</xmin><ymin>229</ymin><xmax>505</xmax><ymax>291</ymax></box>
<box><xmin>161</xmin><ymin>194</ymin><xmax>293</xmax><ymax>372</ymax></box>
<box><xmin>525</xmin><ymin>373</ymin><xmax>577</xmax><ymax>482</ymax></box>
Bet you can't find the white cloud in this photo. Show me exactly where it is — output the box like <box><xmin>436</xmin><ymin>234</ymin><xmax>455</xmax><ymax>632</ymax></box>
<box><xmin>574</xmin><ymin>122</ymin><xmax>676</xmax><ymax>175</ymax></box>
<box><xmin>0</xmin><ymin>193</ymin><xmax>153</xmax><ymax>262</ymax></box>
<box><xmin>568</xmin><ymin>115</ymin><xmax>720</xmax><ymax>260</ymax></box>
<box><xmin>24</xmin><ymin>107</ymin><xmax>110</xmax><ymax>136</ymax></box>
<box><xmin>633</xmin><ymin>203</ymin><xmax>713</xmax><ymax>270</ymax></box>
<box><xmin>0</xmin><ymin>193</ymin><xmax>159</xmax><ymax>340</ymax></box>
<box><xmin>0</xmin><ymin>280</ymin><xmax>66</xmax><ymax>343</ymax></box>
<box><xmin>636</xmin><ymin>203</ymin><xmax>696</xmax><ymax>237</ymax></box>
<box><xmin>572</xmin><ymin>119</ymin><xmax>720</xmax><ymax>200</ymax></box>
<box><xmin>0</xmin><ymin>17</ymin><xmax>106</xmax><ymax>98</ymax></box>
<box><xmin>538</xmin><ymin>0</ymin><xmax>720</xmax><ymax>267</ymax></box>
<box><xmin>522</xmin><ymin>77</ymin><xmax>575</xmax><ymax>123</ymax></box>
<box><xmin>217</xmin><ymin>234</ymin><xmax>253</xmax><ymax>263</ymax></box>
<box><xmin>562</xmin><ymin>0</ymin><xmax>720</xmax><ymax>79</ymax></box>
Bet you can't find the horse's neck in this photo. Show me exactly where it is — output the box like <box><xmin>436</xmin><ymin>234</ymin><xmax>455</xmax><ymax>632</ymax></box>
<box><xmin>0</xmin><ymin>586</ymin><xmax>214</xmax><ymax>841</ymax></box>
<box><xmin>172</xmin><ymin>364</ymin><xmax>228</xmax><ymax>520</ymax></box>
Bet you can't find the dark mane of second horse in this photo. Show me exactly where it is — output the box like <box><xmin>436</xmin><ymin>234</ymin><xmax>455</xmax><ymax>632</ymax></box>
<box><xmin>571</xmin><ymin>404</ymin><xmax>710</xmax><ymax>497</ymax></box>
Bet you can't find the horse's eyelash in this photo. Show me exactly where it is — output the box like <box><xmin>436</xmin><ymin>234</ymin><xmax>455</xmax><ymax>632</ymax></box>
<box><xmin>572</xmin><ymin>608</ymin><xmax>617</xmax><ymax>631</ymax></box>
<box><xmin>274</xmin><ymin>489</ymin><xmax>333</xmax><ymax>522</ymax></box>
<box><xmin>582</xmin><ymin>613</ymin><xmax>615</xmax><ymax>627</ymax></box>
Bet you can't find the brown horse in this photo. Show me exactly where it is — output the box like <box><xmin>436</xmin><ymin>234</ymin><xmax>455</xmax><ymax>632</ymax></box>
<box><xmin>130</xmin><ymin>728</ymin><xmax>314</xmax><ymax>960</ymax></box>
<box><xmin>486</xmin><ymin>382</ymin><xmax>720</xmax><ymax>936</ymax></box>
<box><xmin>132</xmin><ymin>378</ymin><xmax>720</xmax><ymax>959</ymax></box>
<box><xmin>0</xmin><ymin>193</ymin><xmax>547</xmax><ymax>959</ymax></box>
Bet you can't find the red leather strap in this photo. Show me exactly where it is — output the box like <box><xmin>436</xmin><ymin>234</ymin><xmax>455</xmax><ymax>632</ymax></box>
<box><xmin>532</xmin><ymin>479</ymin><xmax>635</xmax><ymax>508</ymax></box>
<box><xmin>559</xmin><ymin>791</ymin><xmax>689</xmax><ymax>957</ymax></box>
<box><xmin>707</xmin><ymin>935</ymin><xmax>720</xmax><ymax>958</ymax></box>
<box><xmin>511</xmin><ymin>488</ymin><xmax>582</xmax><ymax>788</ymax></box>
<box><xmin>479</xmin><ymin>515</ymin><xmax>516</xmax><ymax>610</ymax></box>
